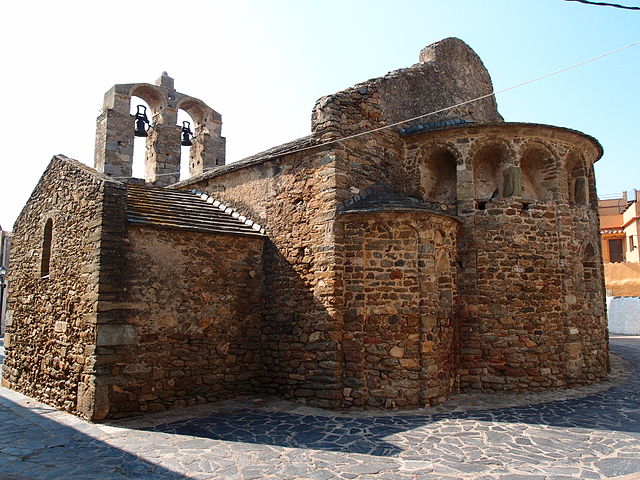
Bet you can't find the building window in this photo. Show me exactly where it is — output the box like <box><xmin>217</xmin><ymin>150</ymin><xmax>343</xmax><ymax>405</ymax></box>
<box><xmin>41</xmin><ymin>219</ymin><xmax>53</xmax><ymax>278</ymax></box>
<box><xmin>629</xmin><ymin>235</ymin><xmax>635</xmax><ymax>251</ymax></box>
<box><xmin>609</xmin><ymin>238</ymin><xmax>623</xmax><ymax>263</ymax></box>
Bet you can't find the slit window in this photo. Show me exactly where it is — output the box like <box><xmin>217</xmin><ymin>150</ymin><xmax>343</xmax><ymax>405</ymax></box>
<box><xmin>41</xmin><ymin>219</ymin><xmax>53</xmax><ymax>278</ymax></box>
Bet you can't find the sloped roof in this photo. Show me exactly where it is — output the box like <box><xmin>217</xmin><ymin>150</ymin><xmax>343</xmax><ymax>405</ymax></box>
<box><xmin>172</xmin><ymin>135</ymin><xmax>316</xmax><ymax>187</ymax></box>
<box><xmin>338</xmin><ymin>184</ymin><xmax>457</xmax><ymax>220</ymax></box>
<box><xmin>126</xmin><ymin>183</ymin><xmax>265</xmax><ymax>238</ymax></box>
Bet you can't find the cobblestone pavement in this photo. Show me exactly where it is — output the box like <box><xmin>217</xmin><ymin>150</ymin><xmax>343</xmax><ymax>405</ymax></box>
<box><xmin>1</xmin><ymin>338</ymin><xmax>640</xmax><ymax>480</ymax></box>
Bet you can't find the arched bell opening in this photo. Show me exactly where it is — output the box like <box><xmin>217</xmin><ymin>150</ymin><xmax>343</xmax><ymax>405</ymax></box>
<box><xmin>177</xmin><ymin>97</ymin><xmax>222</xmax><ymax>177</ymax></box>
<box><xmin>521</xmin><ymin>143</ymin><xmax>557</xmax><ymax>201</ymax></box>
<box><xmin>472</xmin><ymin>142</ymin><xmax>512</xmax><ymax>200</ymax></box>
<box><xmin>128</xmin><ymin>85</ymin><xmax>167</xmax><ymax>183</ymax></box>
<box><xmin>129</xmin><ymin>96</ymin><xmax>153</xmax><ymax>180</ymax></box>
<box><xmin>177</xmin><ymin>109</ymin><xmax>196</xmax><ymax>181</ymax></box>
<box><xmin>418</xmin><ymin>147</ymin><xmax>458</xmax><ymax>204</ymax></box>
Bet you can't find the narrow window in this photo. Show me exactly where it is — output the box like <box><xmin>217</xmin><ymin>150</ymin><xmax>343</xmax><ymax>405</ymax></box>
<box><xmin>629</xmin><ymin>235</ymin><xmax>635</xmax><ymax>251</ymax></box>
<box><xmin>41</xmin><ymin>219</ymin><xmax>53</xmax><ymax>278</ymax></box>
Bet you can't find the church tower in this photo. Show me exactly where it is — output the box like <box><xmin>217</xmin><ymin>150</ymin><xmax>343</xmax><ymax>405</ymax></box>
<box><xmin>94</xmin><ymin>72</ymin><xmax>225</xmax><ymax>186</ymax></box>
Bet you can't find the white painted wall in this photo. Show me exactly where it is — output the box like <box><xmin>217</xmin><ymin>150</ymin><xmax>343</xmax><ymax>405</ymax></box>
<box><xmin>607</xmin><ymin>296</ymin><xmax>640</xmax><ymax>335</ymax></box>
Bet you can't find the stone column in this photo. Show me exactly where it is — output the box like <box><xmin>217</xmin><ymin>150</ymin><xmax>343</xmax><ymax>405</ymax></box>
<box><xmin>145</xmin><ymin>124</ymin><xmax>182</xmax><ymax>186</ymax></box>
<box><xmin>189</xmin><ymin>123</ymin><xmax>226</xmax><ymax>176</ymax></box>
<box><xmin>502</xmin><ymin>166</ymin><xmax>522</xmax><ymax>198</ymax></box>
<box><xmin>94</xmin><ymin>109</ymin><xmax>134</xmax><ymax>179</ymax></box>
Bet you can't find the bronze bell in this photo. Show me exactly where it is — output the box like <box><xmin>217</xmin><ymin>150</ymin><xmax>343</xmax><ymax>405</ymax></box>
<box><xmin>181</xmin><ymin>120</ymin><xmax>193</xmax><ymax>146</ymax></box>
<box><xmin>134</xmin><ymin>105</ymin><xmax>150</xmax><ymax>137</ymax></box>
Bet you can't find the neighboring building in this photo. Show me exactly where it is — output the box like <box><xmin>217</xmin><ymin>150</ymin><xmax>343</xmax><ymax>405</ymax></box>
<box><xmin>0</xmin><ymin>226</ymin><xmax>9</xmax><ymax>335</ymax></box>
<box><xmin>599</xmin><ymin>189</ymin><xmax>640</xmax><ymax>264</ymax></box>
<box><xmin>2</xmin><ymin>38</ymin><xmax>610</xmax><ymax>421</ymax></box>
<box><xmin>598</xmin><ymin>190</ymin><xmax>640</xmax><ymax>297</ymax></box>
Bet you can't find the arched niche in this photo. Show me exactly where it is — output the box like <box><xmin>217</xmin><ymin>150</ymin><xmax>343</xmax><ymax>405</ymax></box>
<box><xmin>472</xmin><ymin>141</ymin><xmax>512</xmax><ymax>199</ymax></box>
<box><xmin>418</xmin><ymin>146</ymin><xmax>458</xmax><ymax>203</ymax></box>
<box><xmin>566</xmin><ymin>150</ymin><xmax>589</xmax><ymax>206</ymax></box>
<box><xmin>520</xmin><ymin>143</ymin><xmax>557</xmax><ymax>201</ymax></box>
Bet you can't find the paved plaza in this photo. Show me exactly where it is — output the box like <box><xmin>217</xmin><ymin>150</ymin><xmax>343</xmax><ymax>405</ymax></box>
<box><xmin>1</xmin><ymin>338</ymin><xmax>639</xmax><ymax>480</ymax></box>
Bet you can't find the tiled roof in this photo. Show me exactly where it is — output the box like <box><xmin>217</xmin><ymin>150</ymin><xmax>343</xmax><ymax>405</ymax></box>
<box><xmin>338</xmin><ymin>184</ymin><xmax>458</xmax><ymax>218</ymax></box>
<box><xmin>172</xmin><ymin>136</ymin><xmax>316</xmax><ymax>187</ymax></box>
<box><xmin>398</xmin><ymin>118</ymin><xmax>471</xmax><ymax>135</ymax></box>
<box><xmin>126</xmin><ymin>183</ymin><xmax>265</xmax><ymax>237</ymax></box>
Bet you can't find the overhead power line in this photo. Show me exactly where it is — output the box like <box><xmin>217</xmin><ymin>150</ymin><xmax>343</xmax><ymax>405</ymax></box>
<box><xmin>564</xmin><ymin>0</ymin><xmax>640</xmax><ymax>10</ymax></box>
<box><xmin>115</xmin><ymin>39</ymin><xmax>640</xmax><ymax>181</ymax></box>
<box><xmin>260</xmin><ymin>39</ymin><xmax>640</xmax><ymax>159</ymax></box>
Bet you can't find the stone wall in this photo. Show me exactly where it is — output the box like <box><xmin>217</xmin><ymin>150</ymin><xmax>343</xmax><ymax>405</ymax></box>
<box><xmin>93</xmin><ymin>226</ymin><xmax>264</xmax><ymax>419</ymax></box>
<box><xmin>1</xmin><ymin>155</ymin><xmax>116</xmax><ymax>418</ymax></box>
<box><xmin>311</xmin><ymin>38</ymin><xmax>502</xmax><ymax>142</ymax></box>
<box><xmin>175</xmin><ymin>146</ymin><xmax>343</xmax><ymax>408</ymax></box>
<box><xmin>333</xmin><ymin>135</ymin><xmax>407</xmax><ymax>205</ymax></box>
<box><xmin>2</xmin><ymin>158</ymin><xmax>267</xmax><ymax>420</ymax></box>
<box><xmin>336</xmin><ymin>211</ymin><xmax>459</xmax><ymax>408</ymax></box>
<box><xmin>456</xmin><ymin>200</ymin><xmax>608</xmax><ymax>391</ymax></box>
<box><xmin>402</xmin><ymin>124</ymin><xmax>609</xmax><ymax>392</ymax></box>
<box><xmin>178</xmin><ymin>120</ymin><xmax>607</xmax><ymax>408</ymax></box>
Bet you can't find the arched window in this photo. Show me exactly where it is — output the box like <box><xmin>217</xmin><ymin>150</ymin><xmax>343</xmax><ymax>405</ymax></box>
<box><xmin>521</xmin><ymin>144</ymin><xmax>556</xmax><ymax>201</ymax></box>
<box><xmin>418</xmin><ymin>147</ymin><xmax>457</xmax><ymax>203</ymax></box>
<box><xmin>41</xmin><ymin>219</ymin><xmax>53</xmax><ymax>278</ymax></box>
<box><xmin>473</xmin><ymin>142</ymin><xmax>512</xmax><ymax>199</ymax></box>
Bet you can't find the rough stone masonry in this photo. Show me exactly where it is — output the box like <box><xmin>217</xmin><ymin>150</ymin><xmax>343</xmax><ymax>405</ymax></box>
<box><xmin>2</xmin><ymin>37</ymin><xmax>608</xmax><ymax>420</ymax></box>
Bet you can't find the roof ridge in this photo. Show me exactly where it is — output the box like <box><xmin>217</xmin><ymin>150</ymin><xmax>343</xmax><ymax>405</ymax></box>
<box><xmin>189</xmin><ymin>189</ymin><xmax>266</xmax><ymax>235</ymax></box>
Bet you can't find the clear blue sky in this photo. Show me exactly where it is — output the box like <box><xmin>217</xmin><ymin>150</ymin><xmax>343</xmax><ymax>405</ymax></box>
<box><xmin>0</xmin><ymin>0</ymin><xmax>638</xmax><ymax>229</ymax></box>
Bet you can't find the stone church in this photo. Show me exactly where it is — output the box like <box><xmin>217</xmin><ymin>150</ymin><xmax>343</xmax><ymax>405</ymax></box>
<box><xmin>2</xmin><ymin>38</ymin><xmax>609</xmax><ymax>420</ymax></box>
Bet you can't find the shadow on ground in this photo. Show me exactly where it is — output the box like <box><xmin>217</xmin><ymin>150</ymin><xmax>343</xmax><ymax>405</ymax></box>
<box><xmin>0</xmin><ymin>391</ymin><xmax>183</xmax><ymax>479</ymax></box>
<box><xmin>139</xmin><ymin>343</ymin><xmax>640</xmax><ymax>457</ymax></box>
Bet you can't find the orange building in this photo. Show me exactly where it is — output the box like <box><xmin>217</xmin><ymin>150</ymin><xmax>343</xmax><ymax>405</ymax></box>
<box><xmin>600</xmin><ymin>190</ymin><xmax>640</xmax><ymax>263</ymax></box>
<box><xmin>599</xmin><ymin>189</ymin><xmax>640</xmax><ymax>296</ymax></box>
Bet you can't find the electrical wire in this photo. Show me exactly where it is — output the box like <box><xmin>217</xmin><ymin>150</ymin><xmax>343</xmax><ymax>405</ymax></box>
<box><xmin>564</xmin><ymin>0</ymin><xmax>640</xmax><ymax>11</ymax></box>
<box><xmin>113</xmin><ymin>39</ymin><xmax>640</xmax><ymax>181</ymax></box>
